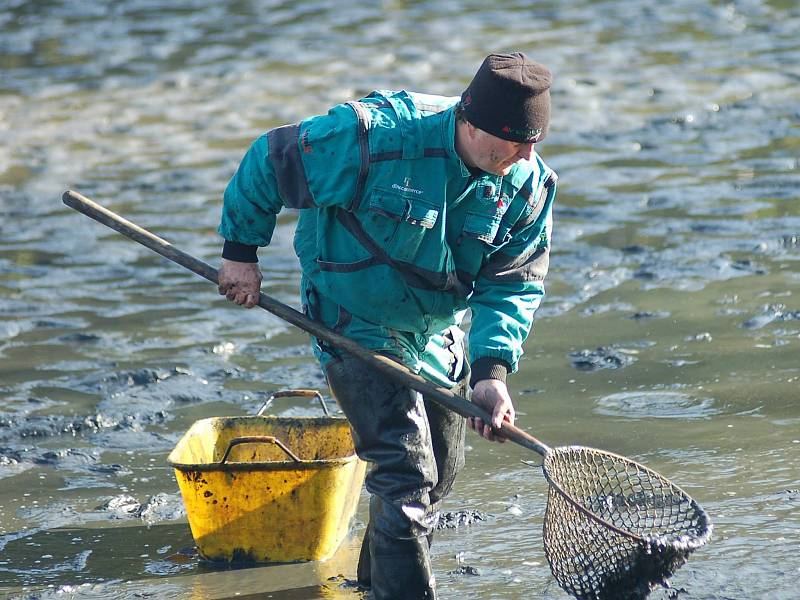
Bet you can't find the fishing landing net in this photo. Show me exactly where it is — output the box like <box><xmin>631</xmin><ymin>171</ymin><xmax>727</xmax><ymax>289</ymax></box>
<box><xmin>538</xmin><ymin>446</ymin><xmax>712</xmax><ymax>600</ymax></box>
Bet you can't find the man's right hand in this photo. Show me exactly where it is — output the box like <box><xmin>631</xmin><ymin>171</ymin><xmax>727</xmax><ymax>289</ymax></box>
<box><xmin>218</xmin><ymin>259</ymin><xmax>262</xmax><ymax>308</ymax></box>
<box><xmin>468</xmin><ymin>378</ymin><xmax>515</xmax><ymax>443</ymax></box>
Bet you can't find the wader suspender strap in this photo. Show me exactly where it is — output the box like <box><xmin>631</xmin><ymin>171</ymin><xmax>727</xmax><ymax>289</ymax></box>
<box><xmin>346</xmin><ymin>101</ymin><xmax>372</xmax><ymax>212</ymax></box>
<box><xmin>384</xmin><ymin>94</ymin><xmax>424</xmax><ymax>160</ymax></box>
<box><xmin>509</xmin><ymin>172</ymin><xmax>557</xmax><ymax>235</ymax></box>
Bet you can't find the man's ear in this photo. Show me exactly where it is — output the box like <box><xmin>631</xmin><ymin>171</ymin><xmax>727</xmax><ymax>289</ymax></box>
<box><xmin>465</xmin><ymin>120</ymin><xmax>478</xmax><ymax>140</ymax></box>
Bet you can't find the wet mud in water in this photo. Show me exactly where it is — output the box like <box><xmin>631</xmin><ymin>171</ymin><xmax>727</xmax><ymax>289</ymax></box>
<box><xmin>437</xmin><ymin>509</ymin><xmax>489</xmax><ymax>530</ymax></box>
<box><xmin>579</xmin><ymin>543</ymin><xmax>692</xmax><ymax>600</ymax></box>
<box><xmin>1</xmin><ymin>0</ymin><xmax>799</xmax><ymax>598</ymax></box>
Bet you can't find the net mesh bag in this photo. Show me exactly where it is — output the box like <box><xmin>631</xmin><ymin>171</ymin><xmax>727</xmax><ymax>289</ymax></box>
<box><xmin>542</xmin><ymin>446</ymin><xmax>712</xmax><ymax>600</ymax></box>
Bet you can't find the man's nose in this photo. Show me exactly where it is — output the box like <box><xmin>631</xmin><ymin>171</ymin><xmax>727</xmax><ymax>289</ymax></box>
<box><xmin>517</xmin><ymin>143</ymin><xmax>535</xmax><ymax>161</ymax></box>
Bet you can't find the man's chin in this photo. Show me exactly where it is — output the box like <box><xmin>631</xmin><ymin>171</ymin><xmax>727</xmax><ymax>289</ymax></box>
<box><xmin>478</xmin><ymin>162</ymin><xmax>516</xmax><ymax>176</ymax></box>
<box><xmin>498</xmin><ymin>164</ymin><xmax>516</xmax><ymax>176</ymax></box>
<box><xmin>481</xmin><ymin>164</ymin><xmax>513</xmax><ymax>176</ymax></box>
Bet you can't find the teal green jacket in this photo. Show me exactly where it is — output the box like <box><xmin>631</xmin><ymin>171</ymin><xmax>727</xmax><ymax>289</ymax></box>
<box><xmin>219</xmin><ymin>90</ymin><xmax>557</xmax><ymax>379</ymax></box>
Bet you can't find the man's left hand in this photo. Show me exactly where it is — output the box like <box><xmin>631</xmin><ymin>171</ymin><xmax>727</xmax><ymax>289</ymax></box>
<box><xmin>467</xmin><ymin>379</ymin><xmax>515</xmax><ymax>443</ymax></box>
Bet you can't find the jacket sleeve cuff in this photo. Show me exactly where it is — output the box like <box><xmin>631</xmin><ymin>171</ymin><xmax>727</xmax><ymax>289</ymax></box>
<box><xmin>469</xmin><ymin>357</ymin><xmax>510</xmax><ymax>388</ymax></box>
<box><xmin>222</xmin><ymin>240</ymin><xmax>259</xmax><ymax>263</ymax></box>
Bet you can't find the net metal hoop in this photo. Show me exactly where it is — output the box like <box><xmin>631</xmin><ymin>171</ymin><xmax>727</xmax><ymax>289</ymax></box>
<box><xmin>539</xmin><ymin>445</ymin><xmax>712</xmax><ymax>599</ymax></box>
<box><xmin>541</xmin><ymin>445</ymin><xmax>712</xmax><ymax>547</ymax></box>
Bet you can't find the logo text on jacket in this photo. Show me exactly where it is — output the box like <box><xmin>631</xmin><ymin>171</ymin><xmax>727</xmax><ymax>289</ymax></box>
<box><xmin>392</xmin><ymin>177</ymin><xmax>423</xmax><ymax>195</ymax></box>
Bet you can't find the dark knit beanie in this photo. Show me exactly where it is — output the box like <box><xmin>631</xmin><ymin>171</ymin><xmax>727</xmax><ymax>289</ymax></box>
<box><xmin>461</xmin><ymin>52</ymin><xmax>552</xmax><ymax>143</ymax></box>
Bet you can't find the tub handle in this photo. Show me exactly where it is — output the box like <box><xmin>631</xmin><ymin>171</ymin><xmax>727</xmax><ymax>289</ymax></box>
<box><xmin>257</xmin><ymin>389</ymin><xmax>331</xmax><ymax>417</ymax></box>
<box><xmin>220</xmin><ymin>436</ymin><xmax>302</xmax><ymax>464</ymax></box>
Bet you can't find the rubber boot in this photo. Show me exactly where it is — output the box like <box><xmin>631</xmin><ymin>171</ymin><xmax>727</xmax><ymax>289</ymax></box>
<box><xmin>357</xmin><ymin>522</ymin><xmax>372</xmax><ymax>587</ymax></box>
<box><xmin>368</xmin><ymin>523</ymin><xmax>436</xmax><ymax>600</ymax></box>
<box><xmin>357</xmin><ymin>516</ymin><xmax>437</xmax><ymax>591</ymax></box>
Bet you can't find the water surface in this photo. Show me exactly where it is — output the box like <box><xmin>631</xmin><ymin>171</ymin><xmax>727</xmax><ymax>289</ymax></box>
<box><xmin>1</xmin><ymin>1</ymin><xmax>799</xmax><ymax>598</ymax></box>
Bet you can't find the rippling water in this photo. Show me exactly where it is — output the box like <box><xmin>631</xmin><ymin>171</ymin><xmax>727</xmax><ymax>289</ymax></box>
<box><xmin>1</xmin><ymin>1</ymin><xmax>799</xmax><ymax>598</ymax></box>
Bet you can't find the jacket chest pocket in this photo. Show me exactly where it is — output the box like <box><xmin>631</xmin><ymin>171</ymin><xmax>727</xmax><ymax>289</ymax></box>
<box><xmin>364</xmin><ymin>188</ymin><xmax>440</xmax><ymax>263</ymax></box>
<box><xmin>462</xmin><ymin>209</ymin><xmax>511</xmax><ymax>249</ymax></box>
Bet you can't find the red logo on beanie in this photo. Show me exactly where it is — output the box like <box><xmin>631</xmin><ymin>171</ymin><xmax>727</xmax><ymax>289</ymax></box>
<box><xmin>502</xmin><ymin>126</ymin><xmax>511</xmax><ymax>134</ymax></box>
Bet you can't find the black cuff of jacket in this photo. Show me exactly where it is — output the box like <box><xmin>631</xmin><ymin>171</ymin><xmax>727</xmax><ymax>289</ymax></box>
<box><xmin>221</xmin><ymin>240</ymin><xmax>258</xmax><ymax>263</ymax></box>
<box><xmin>469</xmin><ymin>357</ymin><xmax>510</xmax><ymax>388</ymax></box>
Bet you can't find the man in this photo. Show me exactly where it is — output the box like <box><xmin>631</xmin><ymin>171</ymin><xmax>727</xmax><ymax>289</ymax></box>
<box><xmin>217</xmin><ymin>52</ymin><xmax>557</xmax><ymax>599</ymax></box>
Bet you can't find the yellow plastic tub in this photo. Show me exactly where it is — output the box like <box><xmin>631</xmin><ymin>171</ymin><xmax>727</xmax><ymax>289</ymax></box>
<box><xmin>168</xmin><ymin>390</ymin><xmax>366</xmax><ymax>563</ymax></box>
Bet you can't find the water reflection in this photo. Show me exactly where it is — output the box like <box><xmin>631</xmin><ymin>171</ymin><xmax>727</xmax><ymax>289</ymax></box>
<box><xmin>594</xmin><ymin>391</ymin><xmax>720</xmax><ymax>420</ymax></box>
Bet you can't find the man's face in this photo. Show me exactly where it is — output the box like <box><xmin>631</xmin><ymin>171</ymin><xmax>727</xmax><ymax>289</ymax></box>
<box><xmin>469</xmin><ymin>126</ymin><xmax>536</xmax><ymax>176</ymax></box>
